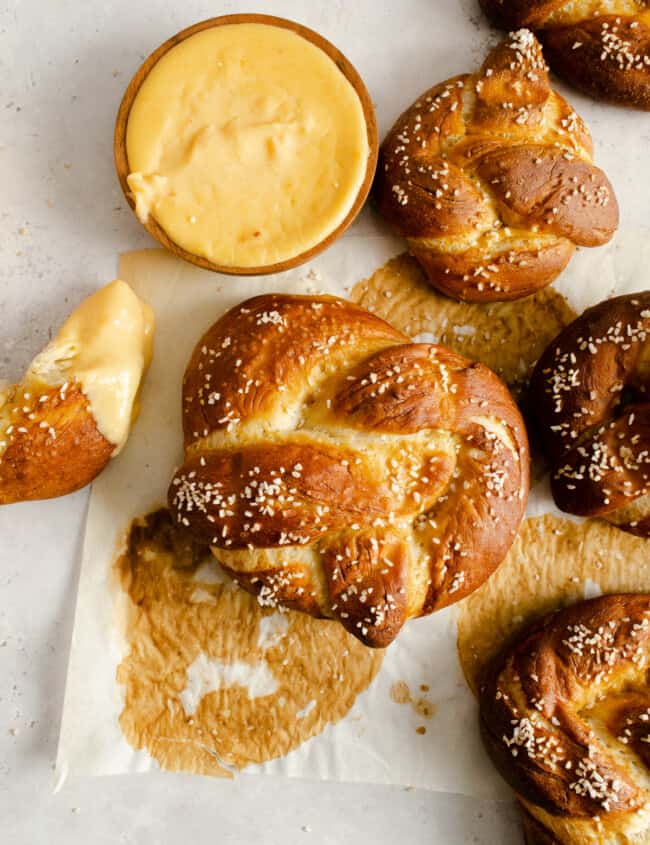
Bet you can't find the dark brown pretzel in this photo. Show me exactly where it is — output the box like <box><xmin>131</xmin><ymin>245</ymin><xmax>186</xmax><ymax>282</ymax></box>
<box><xmin>530</xmin><ymin>292</ymin><xmax>650</xmax><ymax>535</ymax></box>
<box><xmin>480</xmin><ymin>0</ymin><xmax>650</xmax><ymax>110</ymax></box>
<box><xmin>480</xmin><ymin>594</ymin><xmax>650</xmax><ymax>844</ymax></box>
<box><xmin>168</xmin><ymin>293</ymin><xmax>529</xmax><ymax>647</ymax></box>
<box><xmin>373</xmin><ymin>30</ymin><xmax>619</xmax><ymax>303</ymax></box>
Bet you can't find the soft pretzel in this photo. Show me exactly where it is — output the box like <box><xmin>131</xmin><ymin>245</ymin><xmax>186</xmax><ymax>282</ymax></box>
<box><xmin>480</xmin><ymin>1</ymin><xmax>650</xmax><ymax>110</ymax></box>
<box><xmin>479</xmin><ymin>594</ymin><xmax>650</xmax><ymax>845</ymax></box>
<box><xmin>530</xmin><ymin>293</ymin><xmax>650</xmax><ymax>535</ymax></box>
<box><xmin>168</xmin><ymin>293</ymin><xmax>529</xmax><ymax>647</ymax></box>
<box><xmin>373</xmin><ymin>30</ymin><xmax>619</xmax><ymax>303</ymax></box>
<box><xmin>0</xmin><ymin>280</ymin><xmax>153</xmax><ymax>504</ymax></box>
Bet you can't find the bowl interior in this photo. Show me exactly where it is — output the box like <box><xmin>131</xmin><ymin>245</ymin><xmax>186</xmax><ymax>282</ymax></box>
<box><xmin>114</xmin><ymin>13</ymin><xmax>378</xmax><ymax>276</ymax></box>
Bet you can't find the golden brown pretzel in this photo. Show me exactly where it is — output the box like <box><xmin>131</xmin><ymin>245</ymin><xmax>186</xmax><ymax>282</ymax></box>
<box><xmin>373</xmin><ymin>30</ymin><xmax>619</xmax><ymax>303</ymax></box>
<box><xmin>480</xmin><ymin>594</ymin><xmax>650</xmax><ymax>845</ymax></box>
<box><xmin>480</xmin><ymin>1</ymin><xmax>650</xmax><ymax>110</ymax></box>
<box><xmin>530</xmin><ymin>293</ymin><xmax>650</xmax><ymax>535</ymax></box>
<box><xmin>0</xmin><ymin>281</ymin><xmax>153</xmax><ymax>504</ymax></box>
<box><xmin>168</xmin><ymin>293</ymin><xmax>529</xmax><ymax>647</ymax></box>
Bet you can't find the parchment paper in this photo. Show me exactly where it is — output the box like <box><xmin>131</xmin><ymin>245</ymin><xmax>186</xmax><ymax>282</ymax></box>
<box><xmin>56</xmin><ymin>229</ymin><xmax>650</xmax><ymax>797</ymax></box>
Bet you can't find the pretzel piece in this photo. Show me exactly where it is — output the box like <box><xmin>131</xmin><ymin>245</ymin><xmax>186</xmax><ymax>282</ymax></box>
<box><xmin>0</xmin><ymin>280</ymin><xmax>153</xmax><ymax>504</ymax></box>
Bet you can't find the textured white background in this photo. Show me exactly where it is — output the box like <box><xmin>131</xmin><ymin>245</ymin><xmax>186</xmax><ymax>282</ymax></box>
<box><xmin>1</xmin><ymin>1</ymin><xmax>648</xmax><ymax>842</ymax></box>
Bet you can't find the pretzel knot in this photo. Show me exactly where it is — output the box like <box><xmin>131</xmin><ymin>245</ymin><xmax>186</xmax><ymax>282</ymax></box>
<box><xmin>530</xmin><ymin>293</ymin><xmax>650</xmax><ymax>536</ymax></box>
<box><xmin>168</xmin><ymin>294</ymin><xmax>529</xmax><ymax>647</ymax></box>
<box><xmin>373</xmin><ymin>29</ymin><xmax>619</xmax><ymax>302</ymax></box>
<box><xmin>480</xmin><ymin>594</ymin><xmax>650</xmax><ymax>845</ymax></box>
<box><xmin>480</xmin><ymin>1</ymin><xmax>650</xmax><ymax>111</ymax></box>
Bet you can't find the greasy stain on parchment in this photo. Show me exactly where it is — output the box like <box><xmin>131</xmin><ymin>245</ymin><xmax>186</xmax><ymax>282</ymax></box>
<box><xmin>351</xmin><ymin>253</ymin><xmax>576</xmax><ymax>400</ymax></box>
<box><xmin>115</xmin><ymin>509</ymin><xmax>383</xmax><ymax>778</ymax></box>
<box><xmin>456</xmin><ymin>514</ymin><xmax>650</xmax><ymax>694</ymax></box>
<box><xmin>389</xmin><ymin>681</ymin><xmax>436</xmax><ymax>722</ymax></box>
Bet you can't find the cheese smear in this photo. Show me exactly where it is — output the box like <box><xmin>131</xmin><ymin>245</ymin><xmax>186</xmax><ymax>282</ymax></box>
<box><xmin>27</xmin><ymin>280</ymin><xmax>154</xmax><ymax>450</ymax></box>
<box><xmin>125</xmin><ymin>22</ymin><xmax>370</xmax><ymax>268</ymax></box>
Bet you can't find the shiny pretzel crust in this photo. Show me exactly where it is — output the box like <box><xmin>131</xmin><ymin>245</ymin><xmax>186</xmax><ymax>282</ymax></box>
<box><xmin>373</xmin><ymin>30</ymin><xmax>618</xmax><ymax>302</ymax></box>
<box><xmin>480</xmin><ymin>594</ymin><xmax>650</xmax><ymax>845</ymax></box>
<box><xmin>169</xmin><ymin>293</ymin><xmax>529</xmax><ymax>646</ymax></box>
<box><xmin>530</xmin><ymin>292</ymin><xmax>650</xmax><ymax>534</ymax></box>
<box><xmin>0</xmin><ymin>381</ymin><xmax>113</xmax><ymax>504</ymax></box>
<box><xmin>480</xmin><ymin>1</ymin><xmax>650</xmax><ymax>110</ymax></box>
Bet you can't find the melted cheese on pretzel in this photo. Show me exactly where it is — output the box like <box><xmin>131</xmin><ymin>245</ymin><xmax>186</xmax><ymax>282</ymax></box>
<box><xmin>27</xmin><ymin>280</ymin><xmax>154</xmax><ymax>450</ymax></box>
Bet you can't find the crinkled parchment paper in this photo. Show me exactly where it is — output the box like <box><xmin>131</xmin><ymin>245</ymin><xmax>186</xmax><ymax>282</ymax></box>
<box><xmin>56</xmin><ymin>230</ymin><xmax>650</xmax><ymax>798</ymax></box>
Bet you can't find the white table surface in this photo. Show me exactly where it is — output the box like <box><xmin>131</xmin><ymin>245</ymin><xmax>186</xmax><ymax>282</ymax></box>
<box><xmin>1</xmin><ymin>0</ymin><xmax>648</xmax><ymax>841</ymax></box>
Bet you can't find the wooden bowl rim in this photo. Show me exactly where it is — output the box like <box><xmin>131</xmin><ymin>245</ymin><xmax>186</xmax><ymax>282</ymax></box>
<box><xmin>114</xmin><ymin>13</ymin><xmax>378</xmax><ymax>277</ymax></box>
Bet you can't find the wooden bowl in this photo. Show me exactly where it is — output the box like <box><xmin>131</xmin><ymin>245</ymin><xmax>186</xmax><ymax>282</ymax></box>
<box><xmin>114</xmin><ymin>14</ymin><xmax>378</xmax><ymax>276</ymax></box>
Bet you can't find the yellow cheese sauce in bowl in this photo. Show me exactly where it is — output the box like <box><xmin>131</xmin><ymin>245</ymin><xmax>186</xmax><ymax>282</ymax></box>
<box><xmin>115</xmin><ymin>15</ymin><xmax>377</xmax><ymax>274</ymax></box>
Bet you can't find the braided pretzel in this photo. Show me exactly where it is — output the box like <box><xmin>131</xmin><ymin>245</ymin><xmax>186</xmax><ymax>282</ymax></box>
<box><xmin>168</xmin><ymin>294</ymin><xmax>529</xmax><ymax>647</ymax></box>
<box><xmin>530</xmin><ymin>293</ymin><xmax>650</xmax><ymax>536</ymax></box>
<box><xmin>480</xmin><ymin>1</ymin><xmax>650</xmax><ymax>110</ymax></box>
<box><xmin>373</xmin><ymin>30</ymin><xmax>619</xmax><ymax>303</ymax></box>
<box><xmin>0</xmin><ymin>281</ymin><xmax>153</xmax><ymax>505</ymax></box>
<box><xmin>480</xmin><ymin>594</ymin><xmax>650</xmax><ymax>845</ymax></box>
